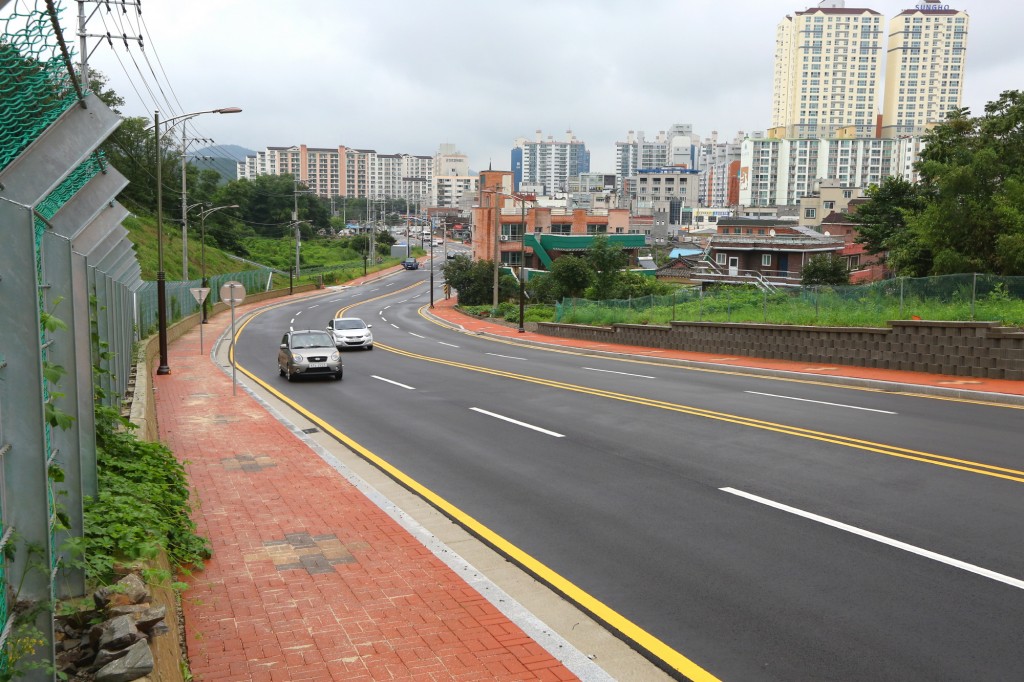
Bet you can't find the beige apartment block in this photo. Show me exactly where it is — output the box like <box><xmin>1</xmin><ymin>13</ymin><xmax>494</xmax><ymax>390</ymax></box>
<box><xmin>881</xmin><ymin>7</ymin><xmax>969</xmax><ymax>138</ymax></box>
<box><xmin>771</xmin><ymin>3</ymin><xmax>884</xmax><ymax>139</ymax></box>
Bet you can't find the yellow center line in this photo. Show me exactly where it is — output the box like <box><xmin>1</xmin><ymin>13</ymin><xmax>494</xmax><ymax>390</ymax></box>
<box><xmin>377</xmin><ymin>341</ymin><xmax>1024</xmax><ymax>485</ymax></box>
<box><xmin>228</xmin><ymin>307</ymin><xmax>721</xmax><ymax>681</ymax></box>
<box><xmin>417</xmin><ymin>307</ymin><xmax>1024</xmax><ymax>411</ymax></box>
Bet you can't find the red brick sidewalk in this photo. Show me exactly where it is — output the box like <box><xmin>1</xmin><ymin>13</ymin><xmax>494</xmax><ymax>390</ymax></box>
<box><xmin>155</xmin><ymin>279</ymin><xmax>581</xmax><ymax>681</ymax></box>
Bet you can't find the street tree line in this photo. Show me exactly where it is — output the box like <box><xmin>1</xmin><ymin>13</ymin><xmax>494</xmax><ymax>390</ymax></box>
<box><xmin>88</xmin><ymin>73</ymin><xmax>426</xmax><ymax>260</ymax></box>
<box><xmin>854</xmin><ymin>90</ymin><xmax>1024</xmax><ymax>277</ymax></box>
<box><xmin>442</xmin><ymin>235</ymin><xmax>676</xmax><ymax>306</ymax></box>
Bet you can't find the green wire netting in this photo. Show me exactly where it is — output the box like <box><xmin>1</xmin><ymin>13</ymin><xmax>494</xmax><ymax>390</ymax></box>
<box><xmin>0</xmin><ymin>0</ymin><xmax>80</xmax><ymax>174</ymax></box>
<box><xmin>33</xmin><ymin>152</ymin><xmax>106</xmax><ymax>597</ymax></box>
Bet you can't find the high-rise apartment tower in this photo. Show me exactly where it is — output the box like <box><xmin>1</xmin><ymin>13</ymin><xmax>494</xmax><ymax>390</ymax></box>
<box><xmin>881</xmin><ymin>6</ymin><xmax>969</xmax><ymax>137</ymax></box>
<box><xmin>771</xmin><ymin>1</ymin><xmax>884</xmax><ymax>139</ymax></box>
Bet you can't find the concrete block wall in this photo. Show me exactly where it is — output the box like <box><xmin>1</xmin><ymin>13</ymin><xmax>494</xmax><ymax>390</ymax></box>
<box><xmin>535</xmin><ymin>319</ymin><xmax>1024</xmax><ymax>380</ymax></box>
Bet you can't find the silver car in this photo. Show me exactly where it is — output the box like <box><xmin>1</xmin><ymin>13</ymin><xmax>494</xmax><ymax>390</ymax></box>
<box><xmin>278</xmin><ymin>330</ymin><xmax>343</xmax><ymax>381</ymax></box>
<box><xmin>326</xmin><ymin>317</ymin><xmax>374</xmax><ymax>350</ymax></box>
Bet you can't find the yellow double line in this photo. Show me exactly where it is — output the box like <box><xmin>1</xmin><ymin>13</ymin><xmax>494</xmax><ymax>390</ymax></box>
<box><xmin>378</xmin><ymin>342</ymin><xmax>1024</xmax><ymax>485</ymax></box>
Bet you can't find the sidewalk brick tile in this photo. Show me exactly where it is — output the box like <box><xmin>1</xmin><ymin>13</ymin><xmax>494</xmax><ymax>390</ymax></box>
<box><xmin>157</xmin><ymin>291</ymin><xmax>578</xmax><ymax>681</ymax></box>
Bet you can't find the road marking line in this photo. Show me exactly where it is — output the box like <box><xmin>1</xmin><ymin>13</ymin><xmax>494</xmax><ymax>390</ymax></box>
<box><xmin>379</xmin><ymin>342</ymin><xmax>1024</xmax><ymax>484</ymax></box>
<box><xmin>745</xmin><ymin>391</ymin><xmax>897</xmax><ymax>414</ymax></box>
<box><xmin>371</xmin><ymin>288</ymin><xmax>379</xmax><ymax>292</ymax></box>
<box><xmin>583</xmin><ymin>367</ymin><xmax>656</xmax><ymax>379</ymax></box>
<box><xmin>372</xmin><ymin>375</ymin><xmax>415</xmax><ymax>390</ymax></box>
<box><xmin>439</xmin><ymin>342</ymin><xmax>459</xmax><ymax>348</ymax></box>
<box><xmin>720</xmin><ymin>487</ymin><xmax>1024</xmax><ymax>591</ymax></box>
<box><xmin>410</xmin><ymin>333</ymin><xmax>425</xmax><ymax>338</ymax></box>
<box><xmin>295</xmin><ymin>310</ymin><xmax>302</xmax><ymax>316</ymax></box>
<box><xmin>470</xmin><ymin>408</ymin><xmax>565</xmax><ymax>437</ymax></box>
<box><xmin>486</xmin><ymin>352</ymin><xmax>526</xmax><ymax>361</ymax></box>
<box><xmin>384</xmin><ymin>305</ymin><xmax>391</xmax><ymax>310</ymax></box>
<box><xmin>309</xmin><ymin>304</ymin><xmax>319</xmax><ymax>308</ymax></box>
<box><xmin>391</xmin><ymin>323</ymin><xmax>400</xmax><ymax>329</ymax></box>
<box><xmin>289</xmin><ymin>318</ymin><xmax>295</xmax><ymax>324</ymax></box>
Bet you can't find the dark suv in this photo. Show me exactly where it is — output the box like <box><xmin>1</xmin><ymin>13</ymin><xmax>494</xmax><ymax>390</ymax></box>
<box><xmin>402</xmin><ymin>258</ymin><xmax>419</xmax><ymax>270</ymax></box>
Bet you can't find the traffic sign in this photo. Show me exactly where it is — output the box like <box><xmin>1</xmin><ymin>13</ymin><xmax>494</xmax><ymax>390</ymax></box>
<box><xmin>219</xmin><ymin>280</ymin><xmax>246</xmax><ymax>305</ymax></box>
<box><xmin>189</xmin><ymin>287</ymin><xmax>211</xmax><ymax>304</ymax></box>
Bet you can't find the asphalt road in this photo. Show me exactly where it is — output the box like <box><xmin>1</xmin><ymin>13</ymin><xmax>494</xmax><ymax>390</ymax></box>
<box><xmin>232</xmin><ymin>256</ymin><xmax>1024</xmax><ymax>681</ymax></box>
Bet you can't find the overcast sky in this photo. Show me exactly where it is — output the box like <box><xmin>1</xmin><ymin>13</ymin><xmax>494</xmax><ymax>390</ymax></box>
<box><xmin>80</xmin><ymin>0</ymin><xmax>1015</xmax><ymax>173</ymax></box>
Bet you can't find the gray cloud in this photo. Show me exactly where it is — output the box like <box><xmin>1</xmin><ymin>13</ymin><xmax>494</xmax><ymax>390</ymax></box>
<box><xmin>84</xmin><ymin>0</ymin><xmax>1005</xmax><ymax>173</ymax></box>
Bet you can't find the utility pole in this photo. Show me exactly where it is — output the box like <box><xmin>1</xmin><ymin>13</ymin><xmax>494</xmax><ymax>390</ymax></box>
<box><xmin>293</xmin><ymin>180</ymin><xmax>301</xmax><ymax>276</ymax></box>
<box><xmin>181</xmin><ymin>125</ymin><xmax>189</xmax><ymax>279</ymax></box>
<box><xmin>493</xmin><ymin>190</ymin><xmax>500</xmax><ymax>313</ymax></box>
<box><xmin>78</xmin><ymin>0</ymin><xmax>143</xmax><ymax>90</ymax></box>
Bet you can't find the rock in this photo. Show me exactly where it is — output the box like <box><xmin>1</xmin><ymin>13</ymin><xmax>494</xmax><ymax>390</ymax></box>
<box><xmin>96</xmin><ymin>615</ymin><xmax>142</xmax><ymax>651</ymax></box>
<box><xmin>147</xmin><ymin>621</ymin><xmax>170</xmax><ymax>637</ymax></box>
<box><xmin>90</xmin><ymin>644</ymin><xmax>129</xmax><ymax>671</ymax></box>
<box><xmin>132</xmin><ymin>606</ymin><xmax>167</xmax><ymax>634</ymax></box>
<box><xmin>94</xmin><ymin>640</ymin><xmax>154</xmax><ymax>682</ymax></box>
<box><xmin>94</xmin><ymin>574</ymin><xmax>150</xmax><ymax>609</ymax></box>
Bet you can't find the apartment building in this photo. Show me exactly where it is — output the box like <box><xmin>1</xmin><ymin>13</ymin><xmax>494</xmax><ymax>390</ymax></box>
<box><xmin>881</xmin><ymin>6</ymin><xmax>969</xmax><ymax>137</ymax></box>
<box><xmin>771</xmin><ymin>2</ymin><xmax>885</xmax><ymax>139</ymax></box>
<box><xmin>696</xmin><ymin>131</ymin><xmax>744</xmax><ymax>208</ymax></box>
<box><xmin>614</xmin><ymin>125</ymin><xmax>697</xmax><ymax>191</ymax></box>
<box><xmin>739</xmin><ymin>134</ymin><xmax>896</xmax><ymax>207</ymax></box>
<box><xmin>511</xmin><ymin>130</ymin><xmax>590</xmax><ymax>195</ymax></box>
<box><xmin>237</xmin><ymin>145</ymin><xmax>434</xmax><ymax>204</ymax></box>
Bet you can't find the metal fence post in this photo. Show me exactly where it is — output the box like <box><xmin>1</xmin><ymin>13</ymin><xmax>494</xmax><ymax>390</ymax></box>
<box><xmin>971</xmin><ymin>272</ymin><xmax>977</xmax><ymax>320</ymax></box>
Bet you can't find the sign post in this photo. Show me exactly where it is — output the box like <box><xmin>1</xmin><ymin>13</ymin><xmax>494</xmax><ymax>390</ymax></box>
<box><xmin>189</xmin><ymin>287</ymin><xmax>211</xmax><ymax>355</ymax></box>
<box><xmin>219</xmin><ymin>280</ymin><xmax>247</xmax><ymax>395</ymax></box>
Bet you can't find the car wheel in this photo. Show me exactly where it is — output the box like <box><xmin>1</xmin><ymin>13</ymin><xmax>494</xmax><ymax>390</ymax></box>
<box><xmin>334</xmin><ymin>371</ymin><xmax>343</xmax><ymax>380</ymax></box>
<box><xmin>279</xmin><ymin>364</ymin><xmax>285</xmax><ymax>377</ymax></box>
<box><xmin>286</xmin><ymin>367</ymin><xmax>295</xmax><ymax>382</ymax></box>
<box><xmin>365</xmin><ymin>345</ymin><xmax>373</xmax><ymax>351</ymax></box>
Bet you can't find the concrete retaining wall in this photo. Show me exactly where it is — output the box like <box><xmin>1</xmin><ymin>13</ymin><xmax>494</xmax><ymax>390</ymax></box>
<box><xmin>535</xmin><ymin>319</ymin><xmax>1024</xmax><ymax>380</ymax></box>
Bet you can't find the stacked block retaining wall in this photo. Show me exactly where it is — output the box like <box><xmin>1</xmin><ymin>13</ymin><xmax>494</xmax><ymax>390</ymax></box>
<box><xmin>535</xmin><ymin>320</ymin><xmax>1024</xmax><ymax>380</ymax></box>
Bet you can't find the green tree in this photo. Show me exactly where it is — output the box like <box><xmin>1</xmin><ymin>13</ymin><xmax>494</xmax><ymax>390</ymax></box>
<box><xmin>585</xmin><ymin>234</ymin><xmax>628</xmax><ymax>300</ymax></box>
<box><xmin>852</xmin><ymin>176</ymin><xmax>928</xmax><ymax>276</ymax></box>
<box><xmin>911</xmin><ymin>92</ymin><xmax>1024</xmax><ymax>275</ymax></box>
<box><xmin>801</xmin><ymin>253</ymin><xmax>850</xmax><ymax>286</ymax></box>
<box><xmin>547</xmin><ymin>255</ymin><xmax>593</xmax><ymax>299</ymax></box>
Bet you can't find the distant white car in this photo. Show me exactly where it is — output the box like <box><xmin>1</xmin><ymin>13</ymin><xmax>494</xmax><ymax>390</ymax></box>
<box><xmin>326</xmin><ymin>317</ymin><xmax>374</xmax><ymax>350</ymax></box>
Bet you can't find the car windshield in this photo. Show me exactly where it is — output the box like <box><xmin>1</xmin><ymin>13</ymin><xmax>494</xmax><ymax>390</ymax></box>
<box><xmin>334</xmin><ymin>319</ymin><xmax>366</xmax><ymax>330</ymax></box>
<box><xmin>292</xmin><ymin>332</ymin><xmax>334</xmax><ymax>349</ymax></box>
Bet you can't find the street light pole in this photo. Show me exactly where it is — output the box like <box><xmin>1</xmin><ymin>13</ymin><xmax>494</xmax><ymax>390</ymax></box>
<box><xmin>519</xmin><ymin>198</ymin><xmax>526</xmax><ymax>332</ymax></box>
<box><xmin>197</xmin><ymin>204</ymin><xmax>238</xmax><ymax>323</ymax></box>
<box><xmin>153</xmin><ymin>106</ymin><xmax>241</xmax><ymax>375</ymax></box>
<box><xmin>429</xmin><ymin>222</ymin><xmax>435</xmax><ymax>309</ymax></box>
<box><xmin>155</xmin><ymin>110</ymin><xmax>169</xmax><ymax>374</ymax></box>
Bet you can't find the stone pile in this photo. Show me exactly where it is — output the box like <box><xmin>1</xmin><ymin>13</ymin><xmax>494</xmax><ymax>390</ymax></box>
<box><xmin>55</xmin><ymin>573</ymin><xmax>171</xmax><ymax>681</ymax></box>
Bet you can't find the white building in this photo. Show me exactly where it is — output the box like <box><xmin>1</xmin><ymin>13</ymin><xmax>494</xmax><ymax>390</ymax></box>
<box><xmin>881</xmin><ymin>6</ymin><xmax>969</xmax><ymax>138</ymax></box>
<box><xmin>771</xmin><ymin>2</ymin><xmax>885</xmax><ymax>139</ymax></box>
<box><xmin>739</xmin><ymin>134</ymin><xmax>899</xmax><ymax>207</ymax></box>
<box><xmin>512</xmin><ymin>130</ymin><xmax>590</xmax><ymax>196</ymax></box>
<box><xmin>696</xmin><ymin>131</ymin><xmax>744</xmax><ymax>208</ymax></box>
<box><xmin>614</xmin><ymin>125</ymin><xmax>697</xmax><ymax>191</ymax></box>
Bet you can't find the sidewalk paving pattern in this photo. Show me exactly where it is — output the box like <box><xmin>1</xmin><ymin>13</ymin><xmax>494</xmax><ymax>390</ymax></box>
<box><xmin>157</xmin><ymin>268</ymin><xmax>1023</xmax><ymax>681</ymax></box>
<box><xmin>156</xmin><ymin>283</ymin><xmax>580</xmax><ymax>681</ymax></box>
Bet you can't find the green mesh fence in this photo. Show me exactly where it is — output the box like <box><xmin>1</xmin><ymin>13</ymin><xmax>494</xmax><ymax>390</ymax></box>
<box><xmin>555</xmin><ymin>275</ymin><xmax>1024</xmax><ymax>328</ymax></box>
<box><xmin>31</xmin><ymin>154</ymin><xmax>106</xmax><ymax>600</ymax></box>
<box><xmin>0</xmin><ymin>0</ymin><xmax>82</xmax><ymax>174</ymax></box>
<box><xmin>135</xmin><ymin>268</ymin><xmax>274</xmax><ymax>339</ymax></box>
